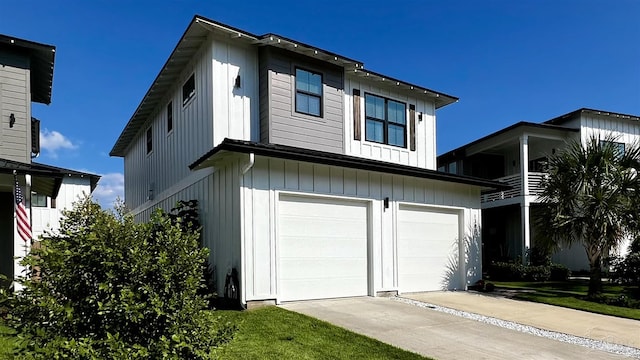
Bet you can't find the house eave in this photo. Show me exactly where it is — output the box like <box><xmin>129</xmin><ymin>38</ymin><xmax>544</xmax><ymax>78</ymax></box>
<box><xmin>191</xmin><ymin>139</ymin><xmax>509</xmax><ymax>191</ymax></box>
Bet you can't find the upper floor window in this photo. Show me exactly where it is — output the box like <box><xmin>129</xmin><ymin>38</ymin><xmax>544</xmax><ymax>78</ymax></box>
<box><xmin>167</xmin><ymin>101</ymin><xmax>173</xmax><ymax>133</ymax></box>
<box><xmin>182</xmin><ymin>74</ymin><xmax>195</xmax><ymax>106</ymax></box>
<box><xmin>600</xmin><ymin>140</ymin><xmax>625</xmax><ymax>157</ymax></box>
<box><xmin>146</xmin><ymin>126</ymin><xmax>153</xmax><ymax>154</ymax></box>
<box><xmin>365</xmin><ymin>94</ymin><xmax>406</xmax><ymax>148</ymax></box>
<box><xmin>32</xmin><ymin>192</ymin><xmax>47</xmax><ymax>207</ymax></box>
<box><xmin>295</xmin><ymin>68</ymin><xmax>322</xmax><ymax>117</ymax></box>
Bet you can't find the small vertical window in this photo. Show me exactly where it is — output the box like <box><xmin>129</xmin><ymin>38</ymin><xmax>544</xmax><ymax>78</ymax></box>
<box><xmin>146</xmin><ymin>126</ymin><xmax>153</xmax><ymax>154</ymax></box>
<box><xmin>295</xmin><ymin>68</ymin><xmax>322</xmax><ymax>117</ymax></box>
<box><xmin>182</xmin><ymin>74</ymin><xmax>195</xmax><ymax>106</ymax></box>
<box><xmin>167</xmin><ymin>101</ymin><xmax>173</xmax><ymax>133</ymax></box>
<box><xmin>31</xmin><ymin>192</ymin><xmax>47</xmax><ymax>207</ymax></box>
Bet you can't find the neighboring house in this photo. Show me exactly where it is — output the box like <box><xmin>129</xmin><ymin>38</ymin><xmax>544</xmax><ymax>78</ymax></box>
<box><xmin>111</xmin><ymin>15</ymin><xmax>505</xmax><ymax>307</ymax></box>
<box><xmin>0</xmin><ymin>34</ymin><xmax>99</xmax><ymax>286</ymax></box>
<box><xmin>437</xmin><ymin>108</ymin><xmax>640</xmax><ymax>271</ymax></box>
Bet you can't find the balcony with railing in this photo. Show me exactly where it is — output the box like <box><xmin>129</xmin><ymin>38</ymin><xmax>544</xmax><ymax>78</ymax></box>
<box><xmin>481</xmin><ymin>172</ymin><xmax>547</xmax><ymax>204</ymax></box>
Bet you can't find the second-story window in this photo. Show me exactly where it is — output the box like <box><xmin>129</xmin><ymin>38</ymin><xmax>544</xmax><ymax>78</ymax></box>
<box><xmin>600</xmin><ymin>140</ymin><xmax>625</xmax><ymax>158</ymax></box>
<box><xmin>183</xmin><ymin>73</ymin><xmax>195</xmax><ymax>106</ymax></box>
<box><xmin>365</xmin><ymin>94</ymin><xmax>406</xmax><ymax>148</ymax></box>
<box><xmin>31</xmin><ymin>192</ymin><xmax>47</xmax><ymax>207</ymax></box>
<box><xmin>167</xmin><ymin>101</ymin><xmax>173</xmax><ymax>133</ymax></box>
<box><xmin>146</xmin><ymin>126</ymin><xmax>153</xmax><ymax>154</ymax></box>
<box><xmin>295</xmin><ymin>68</ymin><xmax>322</xmax><ymax>117</ymax></box>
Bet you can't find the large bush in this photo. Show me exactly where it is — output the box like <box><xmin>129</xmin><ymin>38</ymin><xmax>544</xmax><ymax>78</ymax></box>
<box><xmin>1</xmin><ymin>198</ymin><xmax>234</xmax><ymax>359</ymax></box>
<box><xmin>488</xmin><ymin>262</ymin><xmax>570</xmax><ymax>282</ymax></box>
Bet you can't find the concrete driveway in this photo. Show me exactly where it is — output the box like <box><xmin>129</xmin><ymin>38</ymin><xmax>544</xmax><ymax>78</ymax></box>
<box><xmin>281</xmin><ymin>297</ymin><xmax>631</xmax><ymax>360</ymax></box>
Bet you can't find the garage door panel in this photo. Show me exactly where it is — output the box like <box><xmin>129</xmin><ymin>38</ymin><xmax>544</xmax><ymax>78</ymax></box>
<box><xmin>398</xmin><ymin>206</ymin><xmax>460</xmax><ymax>293</ymax></box>
<box><xmin>279</xmin><ymin>195</ymin><xmax>368</xmax><ymax>302</ymax></box>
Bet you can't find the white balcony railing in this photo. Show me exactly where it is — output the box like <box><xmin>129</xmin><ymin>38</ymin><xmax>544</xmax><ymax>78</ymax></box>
<box><xmin>481</xmin><ymin>172</ymin><xmax>547</xmax><ymax>203</ymax></box>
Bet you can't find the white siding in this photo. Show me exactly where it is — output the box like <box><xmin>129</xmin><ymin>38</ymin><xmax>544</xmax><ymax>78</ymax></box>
<box><xmin>239</xmin><ymin>156</ymin><xmax>482</xmax><ymax>303</ymax></box>
<box><xmin>124</xmin><ymin>35</ymin><xmax>259</xmax><ymax>212</ymax></box>
<box><xmin>31</xmin><ymin>177</ymin><xmax>92</xmax><ymax>238</ymax></box>
<box><xmin>579</xmin><ymin>113</ymin><xmax>640</xmax><ymax>147</ymax></box>
<box><xmin>344</xmin><ymin>74</ymin><xmax>437</xmax><ymax>170</ymax></box>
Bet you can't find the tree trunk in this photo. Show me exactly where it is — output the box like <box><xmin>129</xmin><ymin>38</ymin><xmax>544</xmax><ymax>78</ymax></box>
<box><xmin>588</xmin><ymin>257</ymin><xmax>603</xmax><ymax>296</ymax></box>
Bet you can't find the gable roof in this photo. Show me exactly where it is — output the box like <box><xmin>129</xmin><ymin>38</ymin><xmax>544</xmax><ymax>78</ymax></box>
<box><xmin>0</xmin><ymin>34</ymin><xmax>56</xmax><ymax>105</ymax></box>
<box><xmin>110</xmin><ymin>15</ymin><xmax>458</xmax><ymax>157</ymax></box>
<box><xmin>190</xmin><ymin>138</ymin><xmax>509</xmax><ymax>191</ymax></box>
<box><xmin>544</xmin><ymin>108</ymin><xmax>640</xmax><ymax>125</ymax></box>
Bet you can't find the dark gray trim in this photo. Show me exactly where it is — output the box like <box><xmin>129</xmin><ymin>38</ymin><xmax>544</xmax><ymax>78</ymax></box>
<box><xmin>190</xmin><ymin>138</ymin><xmax>510</xmax><ymax>191</ymax></box>
<box><xmin>0</xmin><ymin>34</ymin><xmax>55</xmax><ymax>104</ymax></box>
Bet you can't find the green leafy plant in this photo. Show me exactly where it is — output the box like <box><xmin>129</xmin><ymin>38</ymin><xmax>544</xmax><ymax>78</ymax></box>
<box><xmin>1</xmin><ymin>197</ymin><xmax>234</xmax><ymax>359</ymax></box>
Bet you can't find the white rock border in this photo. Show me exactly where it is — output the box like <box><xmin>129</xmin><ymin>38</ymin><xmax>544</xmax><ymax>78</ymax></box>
<box><xmin>393</xmin><ymin>296</ymin><xmax>640</xmax><ymax>358</ymax></box>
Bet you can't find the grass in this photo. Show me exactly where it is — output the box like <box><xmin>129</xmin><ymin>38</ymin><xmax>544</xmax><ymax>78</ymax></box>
<box><xmin>493</xmin><ymin>280</ymin><xmax>640</xmax><ymax>320</ymax></box>
<box><xmin>214</xmin><ymin>306</ymin><xmax>428</xmax><ymax>359</ymax></box>
<box><xmin>1</xmin><ymin>308</ymin><xmax>428</xmax><ymax>359</ymax></box>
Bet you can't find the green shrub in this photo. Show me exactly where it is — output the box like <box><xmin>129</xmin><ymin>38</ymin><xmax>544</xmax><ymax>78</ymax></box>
<box><xmin>549</xmin><ymin>263</ymin><xmax>571</xmax><ymax>281</ymax></box>
<box><xmin>489</xmin><ymin>262</ymin><xmax>562</xmax><ymax>282</ymax></box>
<box><xmin>1</xmin><ymin>198</ymin><xmax>234</xmax><ymax>359</ymax></box>
<box><xmin>524</xmin><ymin>265</ymin><xmax>551</xmax><ymax>282</ymax></box>
<box><xmin>488</xmin><ymin>262</ymin><xmax>524</xmax><ymax>281</ymax></box>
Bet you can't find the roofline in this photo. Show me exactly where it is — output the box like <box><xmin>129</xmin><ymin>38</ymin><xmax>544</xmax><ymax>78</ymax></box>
<box><xmin>438</xmin><ymin>121</ymin><xmax>579</xmax><ymax>159</ymax></box>
<box><xmin>32</xmin><ymin>162</ymin><xmax>101</xmax><ymax>191</ymax></box>
<box><xmin>545</xmin><ymin>108</ymin><xmax>640</xmax><ymax>125</ymax></box>
<box><xmin>190</xmin><ymin>139</ymin><xmax>509</xmax><ymax>191</ymax></box>
<box><xmin>0</xmin><ymin>34</ymin><xmax>56</xmax><ymax>104</ymax></box>
<box><xmin>110</xmin><ymin>15</ymin><xmax>459</xmax><ymax>156</ymax></box>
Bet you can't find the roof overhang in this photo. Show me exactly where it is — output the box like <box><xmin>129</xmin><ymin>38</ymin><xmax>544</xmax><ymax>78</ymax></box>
<box><xmin>110</xmin><ymin>15</ymin><xmax>459</xmax><ymax>157</ymax></box>
<box><xmin>190</xmin><ymin>139</ymin><xmax>509</xmax><ymax>191</ymax></box>
<box><xmin>545</xmin><ymin>108</ymin><xmax>640</xmax><ymax>125</ymax></box>
<box><xmin>0</xmin><ymin>34</ymin><xmax>55</xmax><ymax>104</ymax></box>
<box><xmin>438</xmin><ymin>122</ymin><xmax>580</xmax><ymax>161</ymax></box>
<box><xmin>0</xmin><ymin>158</ymin><xmax>100</xmax><ymax>198</ymax></box>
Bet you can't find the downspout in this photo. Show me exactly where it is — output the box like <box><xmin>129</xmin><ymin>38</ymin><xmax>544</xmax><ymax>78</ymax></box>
<box><xmin>239</xmin><ymin>152</ymin><xmax>254</xmax><ymax>309</ymax></box>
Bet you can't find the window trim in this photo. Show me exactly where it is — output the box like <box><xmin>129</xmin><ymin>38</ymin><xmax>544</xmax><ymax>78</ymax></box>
<box><xmin>167</xmin><ymin>101</ymin><xmax>173</xmax><ymax>134</ymax></box>
<box><xmin>364</xmin><ymin>93</ymin><xmax>407</xmax><ymax>149</ymax></box>
<box><xmin>294</xmin><ymin>67</ymin><xmax>323</xmax><ymax>118</ymax></box>
<box><xmin>146</xmin><ymin>126</ymin><xmax>153</xmax><ymax>155</ymax></box>
<box><xmin>182</xmin><ymin>73</ymin><xmax>196</xmax><ymax>107</ymax></box>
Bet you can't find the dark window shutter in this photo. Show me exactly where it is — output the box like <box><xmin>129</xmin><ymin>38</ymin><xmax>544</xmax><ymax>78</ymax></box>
<box><xmin>353</xmin><ymin>89</ymin><xmax>361</xmax><ymax>140</ymax></box>
<box><xmin>409</xmin><ymin>105</ymin><xmax>416</xmax><ymax>151</ymax></box>
<box><xmin>31</xmin><ymin>118</ymin><xmax>40</xmax><ymax>154</ymax></box>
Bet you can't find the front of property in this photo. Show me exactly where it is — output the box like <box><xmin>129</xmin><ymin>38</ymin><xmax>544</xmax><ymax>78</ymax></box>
<box><xmin>438</xmin><ymin>109</ymin><xmax>640</xmax><ymax>271</ymax></box>
<box><xmin>111</xmin><ymin>16</ymin><xmax>504</xmax><ymax>306</ymax></box>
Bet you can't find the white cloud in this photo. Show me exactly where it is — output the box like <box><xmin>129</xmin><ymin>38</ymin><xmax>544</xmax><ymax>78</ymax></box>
<box><xmin>92</xmin><ymin>172</ymin><xmax>124</xmax><ymax>209</ymax></box>
<box><xmin>40</xmin><ymin>129</ymin><xmax>77</xmax><ymax>157</ymax></box>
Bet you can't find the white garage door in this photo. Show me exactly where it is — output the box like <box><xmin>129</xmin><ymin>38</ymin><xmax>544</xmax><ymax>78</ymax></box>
<box><xmin>398</xmin><ymin>206</ymin><xmax>460</xmax><ymax>293</ymax></box>
<box><xmin>278</xmin><ymin>195</ymin><xmax>368</xmax><ymax>302</ymax></box>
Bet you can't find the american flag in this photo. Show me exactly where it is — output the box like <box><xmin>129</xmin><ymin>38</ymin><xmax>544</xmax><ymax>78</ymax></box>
<box><xmin>14</xmin><ymin>174</ymin><xmax>32</xmax><ymax>242</ymax></box>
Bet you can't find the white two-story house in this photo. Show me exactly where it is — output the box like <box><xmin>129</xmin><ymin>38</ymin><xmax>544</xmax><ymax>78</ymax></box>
<box><xmin>110</xmin><ymin>16</ymin><xmax>505</xmax><ymax>307</ymax></box>
<box><xmin>0</xmin><ymin>34</ymin><xmax>100</xmax><ymax>287</ymax></box>
<box><xmin>437</xmin><ymin>108</ymin><xmax>639</xmax><ymax>271</ymax></box>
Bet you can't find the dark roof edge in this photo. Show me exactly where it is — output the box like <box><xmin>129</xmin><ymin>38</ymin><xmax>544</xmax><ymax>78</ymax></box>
<box><xmin>438</xmin><ymin>121</ymin><xmax>579</xmax><ymax>159</ymax></box>
<box><xmin>545</xmin><ymin>108</ymin><xmax>640</xmax><ymax>125</ymax></box>
<box><xmin>190</xmin><ymin>139</ymin><xmax>509</xmax><ymax>190</ymax></box>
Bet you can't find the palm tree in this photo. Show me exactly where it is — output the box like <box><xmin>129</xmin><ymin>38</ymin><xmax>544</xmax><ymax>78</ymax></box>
<box><xmin>537</xmin><ymin>134</ymin><xmax>640</xmax><ymax>296</ymax></box>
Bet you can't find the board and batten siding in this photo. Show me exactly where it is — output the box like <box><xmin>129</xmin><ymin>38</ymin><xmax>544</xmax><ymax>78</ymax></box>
<box><xmin>579</xmin><ymin>113</ymin><xmax>640</xmax><ymax>147</ymax></box>
<box><xmin>238</xmin><ymin>156</ymin><xmax>482</xmax><ymax>303</ymax></box>
<box><xmin>0</xmin><ymin>51</ymin><xmax>31</xmax><ymax>163</ymax></box>
<box><xmin>344</xmin><ymin>74</ymin><xmax>437</xmax><ymax>170</ymax></box>
<box><xmin>31</xmin><ymin>177</ymin><xmax>92</xmax><ymax>237</ymax></box>
<box><xmin>259</xmin><ymin>47</ymin><xmax>344</xmax><ymax>153</ymax></box>
<box><xmin>124</xmin><ymin>35</ymin><xmax>259</xmax><ymax>212</ymax></box>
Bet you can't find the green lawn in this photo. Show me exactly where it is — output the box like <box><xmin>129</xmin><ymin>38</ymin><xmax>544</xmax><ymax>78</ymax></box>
<box><xmin>1</xmin><ymin>308</ymin><xmax>427</xmax><ymax>359</ymax></box>
<box><xmin>493</xmin><ymin>280</ymin><xmax>640</xmax><ymax>320</ymax></box>
<box><xmin>214</xmin><ymin>306</ymin><xmax>428</xmax><ymax>359</ymax></box>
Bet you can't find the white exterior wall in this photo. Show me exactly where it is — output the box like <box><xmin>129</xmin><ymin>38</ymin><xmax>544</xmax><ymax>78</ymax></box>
<box><xmin>579</xmin><ymin>113</ymin><xmax>640</xmax><ymax>147</ymax></box>
<box><xmin>125</xmin><ymin>35</ymin><xmax>259</xmax><ymax>213</ymax></box>
<box><xmin>238</xmin><ymin>156</ymin><xmax>482</xmax><ymax>303</ymax></box>
<box><xmin>31</xmin><ymin>177</ymin><xmax>92</xmax><ymax>238</ymax></box>
<box><xmin>344</xmin><ymin>75</ymin><xmax>437</xmax><ymax>170</ymax></box>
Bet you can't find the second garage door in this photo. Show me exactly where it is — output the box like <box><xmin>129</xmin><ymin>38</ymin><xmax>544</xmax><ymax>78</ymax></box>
<box><xmin>278</xmin><ymin>195</ymin><xmax>369</xmax><ymax>302</ymax></box>
<box><xmin>397</xmin><ymin>205</ymin><xmax>460</xmax><ymax>293</ymax></box>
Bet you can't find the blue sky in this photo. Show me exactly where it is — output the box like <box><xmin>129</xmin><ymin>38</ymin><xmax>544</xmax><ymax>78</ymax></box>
<box><xmin>1</xmin><ymin>0</ymin><xmax>639</xmax><ymax>207</ymax></box>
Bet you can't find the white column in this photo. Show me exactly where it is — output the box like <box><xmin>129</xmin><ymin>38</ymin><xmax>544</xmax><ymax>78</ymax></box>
<box><xmin>519</xmin><ymin>135</ymin><xmax>530</xmax><ymax>263</ymax></box>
